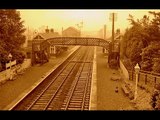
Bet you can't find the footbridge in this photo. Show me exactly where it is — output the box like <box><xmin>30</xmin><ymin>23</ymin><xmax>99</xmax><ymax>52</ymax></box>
<box><xmin>40</xmin><ymin>37</ymin><xmax>111</xmax><ymax>50</ymax></box>
<box><xmin>32</xmin><ymin>37</ymin><xmax>119</xmax><ymax>67</ymax></box>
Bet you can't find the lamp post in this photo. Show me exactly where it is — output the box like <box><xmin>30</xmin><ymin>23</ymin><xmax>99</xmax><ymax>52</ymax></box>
<box><xmin>134</xmin><ymin>63</ymin><xmax>140</xmax><ymax>101</ymax></box>
<box><xmin>8</xmin><ymin>53</ymin><xmax>13</xmax><ymax>80</ymax></box>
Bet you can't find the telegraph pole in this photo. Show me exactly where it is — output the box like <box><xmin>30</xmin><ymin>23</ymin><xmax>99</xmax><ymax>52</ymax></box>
<box><xmin>112</xmin><ymin>13</ymin><xmax>115</xmax><ymax>43</ymax></box>
<box><xmin>109</xmin><ymin>12</ymin><xmax>117</xmax><ymax>50</ymax></box>
<box><xmin>103</xmin><ymin>25</ymin><xmax>107</xmax><ymax>53</ymax></box>
<box><xmin>108</xmin><ymin>12</ymin><xmax>117</xmax><ymax>65</ymax></box>
<box><xmin>62</xmin><ymin>27</ymin><xmax>63</xmax><ymax>37</ymax></box>
<box><xmin>104</xmin><ymin>24</ymin><xmax>106</xmax><ymax>40</ymax></box>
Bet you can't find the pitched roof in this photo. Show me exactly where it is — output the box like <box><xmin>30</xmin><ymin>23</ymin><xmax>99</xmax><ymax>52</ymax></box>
<box><xmin>63</xmin><ymin>27</ymin><xmax>80</xmax><ymax>33</ymax></box>
<box><xmin>33</xmin><ymin>32</ymin><xmax>60</xmax><ymax>40</ymax></box>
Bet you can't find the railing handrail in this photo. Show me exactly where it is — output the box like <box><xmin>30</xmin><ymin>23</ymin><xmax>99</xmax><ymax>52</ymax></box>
<box><xmin>128</xmin><ymin>69</ymin><xmax>160</xmax><ymax>77</ymax></box>
<box><xmin>140</xmin><ymin>70</ymin><xmax>160</xmax><ymax>77</ymax></box>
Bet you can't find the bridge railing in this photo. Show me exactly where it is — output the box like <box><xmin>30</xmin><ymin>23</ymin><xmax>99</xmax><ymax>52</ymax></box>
<box><xmin>47</xmin><ymin>37</ymin><xmax>110</xmax><ymax>48</ymax></box>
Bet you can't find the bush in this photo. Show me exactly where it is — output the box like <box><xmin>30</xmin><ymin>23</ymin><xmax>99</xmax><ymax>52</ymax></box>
<box><xmin>122</xmin><ymin>58</ymin><xmax>133</xmax><ymax>70</ymax></box>
<box><xmin>150</xmin><ymin>83</ymin><xmax>160</xmax><ymax>110</ymax></box>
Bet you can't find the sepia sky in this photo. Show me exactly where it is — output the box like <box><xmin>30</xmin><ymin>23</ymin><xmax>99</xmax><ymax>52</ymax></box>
<box><xmin>18</xmin><ymin>9</ymin><xmax>160</xmax><ymax>35</ymax></box>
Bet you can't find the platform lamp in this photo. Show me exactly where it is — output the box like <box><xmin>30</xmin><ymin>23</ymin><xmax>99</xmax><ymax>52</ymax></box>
<box><xmin>8</xmin><ymin>53</ymin><xmax>13</xmax><ymax>80</ymax></box>
<box><xmin>134</xmin><ymin>63</ymin><xmax>140</xmax><ymax>101</ymax></box>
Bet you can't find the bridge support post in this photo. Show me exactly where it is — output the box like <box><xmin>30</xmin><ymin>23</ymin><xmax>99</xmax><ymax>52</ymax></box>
<box><xmin>31</xmin><ymin>41</ymin><xmax>35</xmax><ymax>66</ymax></box>
<box><xmin>53</xmin><ymin>46</ymin><xmax>56</xmax><ymax>58</ymax></box>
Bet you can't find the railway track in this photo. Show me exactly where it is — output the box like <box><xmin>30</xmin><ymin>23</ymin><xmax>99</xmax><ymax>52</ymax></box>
<box><xmin>11</xmin><ymin>46</ymin><xmax>94</xmax><ymax>110</ymax></box>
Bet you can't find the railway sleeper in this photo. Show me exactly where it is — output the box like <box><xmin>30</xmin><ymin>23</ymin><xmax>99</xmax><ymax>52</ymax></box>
<box><xmin>35</xmin><ymin>103</ymin><xmax>48</xmax><ymax>105</ymax></box>
<box><xmin>40</xmin><ymin>96</ymin><xmax>53</xmax><ymax>99</ymax></box>
<box><xmin>38</xmin><ymin>99</ymin><xmax>51</xmax><ymax>101</ymax></box>
<box><xmin>68</xmin><ymin>104</ymin><xmax>82</xmax><ymax>107</ymax></box>
<box><xmin>68</xmin><ymin>105</ymin><xmax>82</xmax><ymax>108</ymax></box>
<box><xmin>73</xmin><ymin>92</ymin><xmax>84</xmax><ymax>95</ymax></box>
<box><xmin>71</xmin><ymin>97</ymin><xmax>83</xmax><ymax>99</ymax></box>
<box><xmin>67</xmin><ymin>108</ymin><xmax>81</xmax><ymax>110</ymax></box>
<box><xmin>60</xmin><ymin>107</ymin><xmax>81</xmax><ymax>110</ymax></box>
<box><xmin>69</xmin><ymin>99</ymin><xmax>82</xmax><ymax>102</ymax></box>
<box><xmin>69</xmin><ymin>102</ymin><xmax>82</xmax><ymax>105</ymax></box>
<box><xmin>31</xmin><ymin>106</ymin><xmax>45</xmax><ymax>109</ymax></box>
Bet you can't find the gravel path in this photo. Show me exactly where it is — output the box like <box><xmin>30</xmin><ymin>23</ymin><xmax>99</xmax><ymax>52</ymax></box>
<box><xmin>125</xmin><ymin>80</ymin><xmax>153</xmax><ymax>110</ymax></box>
<box><xmin>96</xmin><ymin>47</ymin><xmax>135</xmax><ymax>110</ymax></box>
<box><xmin>0</xmin><ymin>48</ymin><xmax>75</xmax><ymax>110</ymax></box>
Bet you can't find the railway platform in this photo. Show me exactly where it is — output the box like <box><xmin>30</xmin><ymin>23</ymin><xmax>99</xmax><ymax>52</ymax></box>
<box><xmin>0</xmin><ymin>46</ymin><xmax>152</xmax><ymax>110</ymax></box>
<box><xmin>96</xmin><ymin>47</ymin><xmax>135</xmax><ymax>110</ymax></box>
<box><xmin>96</xmin><ymin>47</ymin><xmax>152</xmax><ymax>110</ymax></box>
<box><xmin>1</xmin><ymin>46</ymin><xmax>79</xmax><ymax>110</ymax></box>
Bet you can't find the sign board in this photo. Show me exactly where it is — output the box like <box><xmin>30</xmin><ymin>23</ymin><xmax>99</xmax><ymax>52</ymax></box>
<box><xmin>6</xmin><ymin>60</ymin><xmax>16</xmax><ymax>69</ymax></box>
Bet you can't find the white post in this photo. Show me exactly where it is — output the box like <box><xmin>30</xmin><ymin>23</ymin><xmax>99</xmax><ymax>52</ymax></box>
<box><xmin>134</xmin><ymin>72</ymin><xmax>138</xmax><ymax>100</ymax></box>
<box><xmin>134</xmin><ymin>63</ymin><xmax>140</xmax><ymax>101</ymax></box>
<box><xmin>53</xmin><ymin>46</ymin><xmax>56</xmax><ymax>58</ymax></box>
<box><xmin>8</xmin><ymin>53</ymin><xmax>12</xmax><ymax>80</ymax></box>
<box><xmin>9</xmin><ymin>59</ymin><xmax>12</xmax><ymax>80</ymax></box>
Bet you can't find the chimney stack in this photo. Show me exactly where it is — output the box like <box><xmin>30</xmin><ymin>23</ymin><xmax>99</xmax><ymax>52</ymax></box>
<box><xmin>45</xmin><ymin>26</ymin><xmax>49</xmax><ymax>33</ymax></box>
<box><xmin>50</xmin><ymin>28</ymin><xmax>54</xmax><ymax>33</ymax></box>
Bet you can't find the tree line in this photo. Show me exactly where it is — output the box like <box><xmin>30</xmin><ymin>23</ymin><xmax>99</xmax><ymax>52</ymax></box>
<box><xmin>121</xmin><ymin>11</ymin><xmax>160</xmax><ymax>73</ymax></box>
<box><xmin>0</xmin><ymin>9</ymin><xmax>26</xmax><ymax>71</ymax></box>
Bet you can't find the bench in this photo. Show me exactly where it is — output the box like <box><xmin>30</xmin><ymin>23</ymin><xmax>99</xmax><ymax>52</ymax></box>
<box><xmin>121</xmin><ymin>84</ymin><xmax>130</xmax><ymax>96</ymax></box>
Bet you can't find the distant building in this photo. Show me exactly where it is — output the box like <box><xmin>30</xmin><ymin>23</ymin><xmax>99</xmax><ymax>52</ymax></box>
<box><xmin>33</xmin><ymin>28</ymin><xmax>60</xmax><ymax>56</ymax></box>
<box><xmin>26</xmin><ymin>28</ymin><xmax>60</xmax><ymax>59</ymax></box>
<box><xmin>62</xmin><ymin>27</ymin><xmax>80</xmax><ymax>37</ymax></box>
<box><xmin>98</xmin><ymin>28</ymin><xmax>104</xmax><ymax>39</ymax></box>
<box><xmin>33</xmin><ymin>29</ymin><xmax>59</xmax><ymax>40</ymax></box>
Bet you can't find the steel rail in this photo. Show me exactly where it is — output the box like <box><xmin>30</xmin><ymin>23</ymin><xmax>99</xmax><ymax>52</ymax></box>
<box><xmin>63</xmin><ymin>47</ymin><xmax>93</xmax><ymax>110</ymax></box>
<box><xmin>27</xmin><ymin>47</ymin><xmax>86</xmax><ymax>110</ymax></box>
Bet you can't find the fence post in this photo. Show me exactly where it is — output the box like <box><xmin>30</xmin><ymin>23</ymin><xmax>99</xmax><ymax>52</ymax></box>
<box><xmin>132</xmin><ymin>70</ymin><xmax>133</xmax><ymax>81</ymax></box>
<box><xmin>154</xmin><ymin>77</ymin><xmax>157</xmax><ymax>85</ymax></box>
<box><xmin>145</xmin><ymin>74</ymin><xmax>147</xmax><ymax>85</ymax></box>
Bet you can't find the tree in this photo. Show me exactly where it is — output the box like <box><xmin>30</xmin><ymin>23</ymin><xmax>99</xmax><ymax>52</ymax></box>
<box><xmin>141</xmin><ymin>41</ymin><xmax>160</xmax><ymax>72</ymax></box>
<box><xmin>140</xmin><ymin>43</ymin><xmax>155</xmax><ymax>71</ymax></box>
<box><xmin>122</xmin><ymin>11</ymin><xmax>160</xmax><ymax>73</ymax></box>
<box><xmin>122</xmin><ymin>15</ymin><xmax>148</xmax><ymax>68</ymax></box>
<box><xmin>140</xmin><ymin>12</ymin><xmax>160</xmax><ymax>72</ymax></box>
<box><xmin>0</xmin><ymin>9</ymin><xmax>26</xmax><ymax>70</ymax></box>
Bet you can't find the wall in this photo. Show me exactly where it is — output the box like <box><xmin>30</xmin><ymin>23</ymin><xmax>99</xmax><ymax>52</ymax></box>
<box><xmin>120</xmin><ymin>59</ymin><xmax>129</xmax><ymax>81</ymax></box>
<box><xmin>0</xmin><ymin>59</ymin><xmax>31</xmax><ymax>83</ymax></box>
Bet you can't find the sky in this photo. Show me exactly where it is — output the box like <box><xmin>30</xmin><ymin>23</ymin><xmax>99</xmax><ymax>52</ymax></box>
<box><xmin>18</xmin><ymin>9</ymin><xmax>160</xmax><ymax>36</ymax></box>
